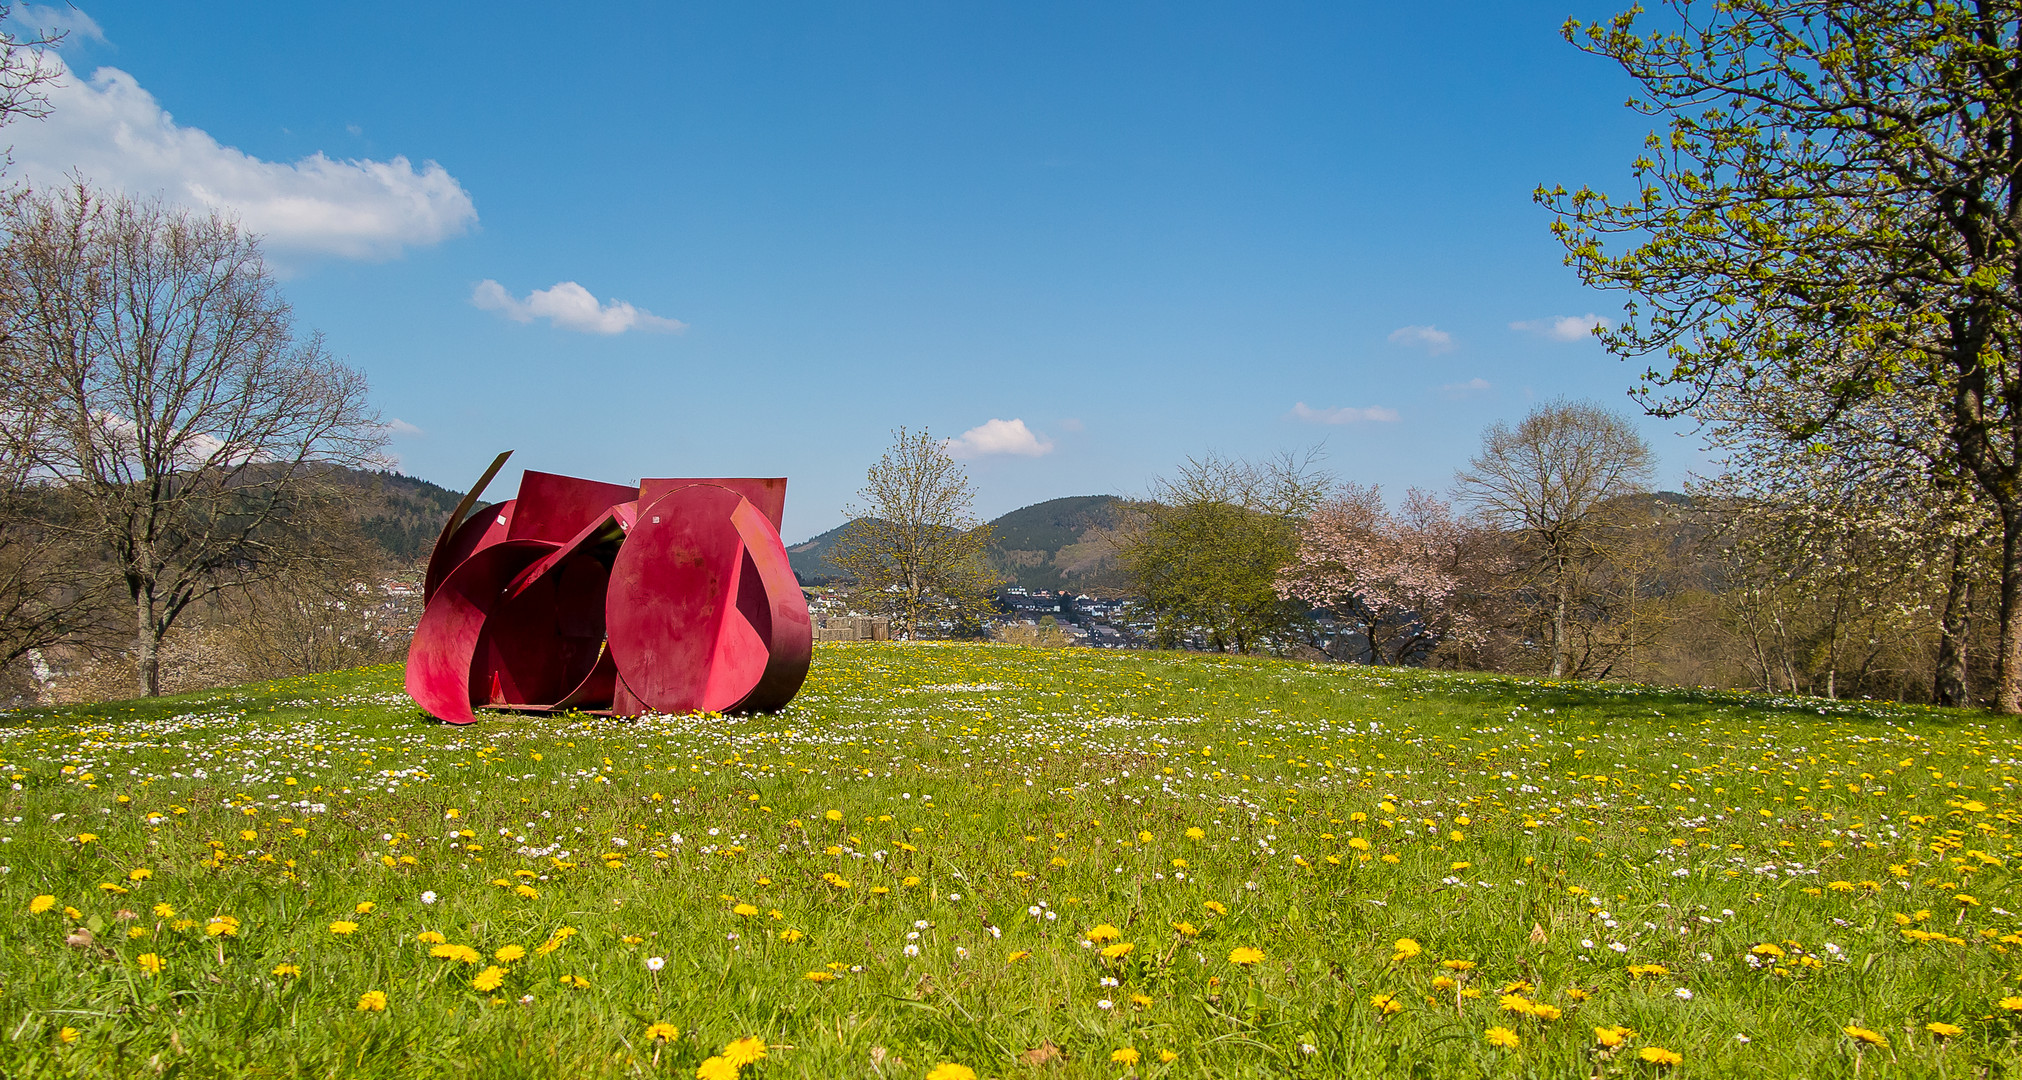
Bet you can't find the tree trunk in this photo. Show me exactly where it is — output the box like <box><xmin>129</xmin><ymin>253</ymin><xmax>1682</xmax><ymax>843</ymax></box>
<box><xmin>135</xmin><ymin>590</ymin><xmax>161</xmax><ymax>697</ymax></box>
<box><xmin>1936</xmin><ymin>537</ymin><xmax>1973</xmax><ymax>707</ymax></box>
<box><xmin>1550</xmin><ymin>565</ymin><xmax>1568</xmax><ymax>678</ymax></box>
<box><xmin>1999</xmin><ymin>504</ymin><xmax>2022</xmax><ymax>714</ymax></box>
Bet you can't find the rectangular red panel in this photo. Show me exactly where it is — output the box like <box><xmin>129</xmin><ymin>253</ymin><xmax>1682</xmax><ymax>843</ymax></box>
<box><xmin>507</xmin><ymin>470</ymin><xmax>640</xmax><ymax>543</ymax></box>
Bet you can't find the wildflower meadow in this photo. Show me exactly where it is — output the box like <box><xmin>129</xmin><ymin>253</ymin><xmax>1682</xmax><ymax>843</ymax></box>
<box><xmin>2</xmin><ymin>643</ymin><xmax>2019</xmax><ymax>1077</ymax></box>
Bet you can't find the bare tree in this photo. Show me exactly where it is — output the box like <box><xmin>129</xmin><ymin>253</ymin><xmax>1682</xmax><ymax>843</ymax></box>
<box><xmin>1</xmin><ymin>185</ymin><xmax>387</xmax><ymax>695</ymax></box>
<box><xmin>829</xmin><ymin>427</ymin><xmax>998</xmax><ymax>639</ymax></box>
<box><xmin>0</xmin><ymin>9</ymin><xmax>110</xmax><ymax>672</ymax></box>
<box><xmin>1455</xmin><ymin>400</ymin><xmax>1655</xmax><ymax>677</ymax></box>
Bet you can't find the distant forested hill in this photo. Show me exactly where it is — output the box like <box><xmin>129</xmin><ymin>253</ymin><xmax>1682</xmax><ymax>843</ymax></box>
<box><xmin>786</xmin><ymin>494</ymin><xmax>1132</xmax><ymax>593</ymax></box>
<box><xmin>982</xmin><ymin>495</ymin><xmax>1129</xmax><ymax>594</ymax></box>
<box><xmin>329</xmin><ymin>469</ymin><xmax>468</xmax><ymax>564</ymax></box>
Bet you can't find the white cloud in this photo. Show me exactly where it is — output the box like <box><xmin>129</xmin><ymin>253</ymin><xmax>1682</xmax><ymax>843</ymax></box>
<box><xmin>1290</xmin><ymin>402</ymin><xmax>1400</xmax><ymax>424</ymax></box>
<box><xmin>942</xmin><ymin>418</ymin><xmax>1054</xmax><ymax>458</ymax></box>
<box><xmin>5</xmin><ymin>50</ymin><xmax>476</xmax><ymax>259</ymax></box>
<box><xmin>472</xmin><ymin>279</ymin><xmax>686</xmax><ymax>335</ymax></box>
<box><xmin>1439</xmin><ymin>377</ymin><xmax>1492</xmax><ymax>397</ymax></box>
<box><xmin>14</xmin><ymin>4</ymin><xmax>106</xmax><ymax>44</ymax></box>
<box><xmin>383</xmin><ymin>418</ymin><xmax>424</xmax><ymax>437</ymax></box>
<box><xmin>1388</xmin><ymin>324</ymin><xmax>1454</xmax><ymax>354</ymax></box>
<box><xmin>1510</xmin><ymin>313</ymin><xmax>1609</xmax><ymax>341</ymax></box>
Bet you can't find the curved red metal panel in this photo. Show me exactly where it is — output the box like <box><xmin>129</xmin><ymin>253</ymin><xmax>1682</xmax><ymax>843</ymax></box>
<box><xmin>606</xmin><ymin>484</ymin><xmax>769</xmax><ymax>715</ymax></box>
<box><xmin>423</xmin><ymin>500</ymin><xmax>516</xmax><ymax>604</ymax></box>
<box><xmin>405</xmin><ymin>538</ymin><xmax>557</xmax><ymax>723</ymax></box>
<box><xmin>725</xmin><ymin>497</ymin><xmax>813</xmax><ymax>712</ymax></box>
<box><xmin>470</xmin><ymin>511</ymin><xmax>629</xmax><ymax>710</ymax></box>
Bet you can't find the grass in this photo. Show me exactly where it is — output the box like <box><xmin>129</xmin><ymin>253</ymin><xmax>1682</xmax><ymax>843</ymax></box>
<box><xmin>0</xmin><ymin>642</ymin><xmax>2017</xmax><ymax>1078</ymax></box>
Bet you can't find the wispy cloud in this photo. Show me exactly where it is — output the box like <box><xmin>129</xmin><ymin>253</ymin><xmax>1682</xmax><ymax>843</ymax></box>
<box><xmin>382</xmin><ymin>418</ymin><xmax>424</xmax><ymax>437</ymax></box>
<box><xmin>1388</xmin><ymin>324</ymin><xmax>1454</xmax><ymax>354</ymax></box>
<box><xmin>472</xmin><ymin>280</ymin><xmax>686</xmax><ymax>335</ymax></box>
<box><xmin>1290</xmin><ymin>402</ymin><xmax>1400</xmax><ymax>424</ymax></box>
<box><xmin>13</xmin><ymin>4</ymin><xmax>106</xmax><ymax>43</ymax></box>
<box><xmin>5</xmin><ymin>50</ymin><xmax>476</xmax><ymax>260</ymax></box>
<box><xmin>942</xmin><ymin>418</ymin><xmax>1054</xmax><ymax>458</ymax></box>
<box><xmin>1439</xmin><ymin>377</ymin><xmax>1492</xmax><ymax>398</ymax></box>
<box><xmin>1510</xmin><ymin>313</ymin><xmax>1609</xmax><ymax>341</ymax></box>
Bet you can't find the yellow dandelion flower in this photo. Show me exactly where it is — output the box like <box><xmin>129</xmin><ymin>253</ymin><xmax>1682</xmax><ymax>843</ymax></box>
<box><xmin>57</xmin><ymin>1027</ymin><xmax>78</xmax><ymax>1044</ymax></box>
<box><xmin>152</xmin><ymin>903</ymin><xmax>175</xmax><ymax>918</ymax></box>
<box><xmin>1158</xmin><ymin>1050</ymin><xmax>1178</xmax><ymax>1063</ymax></box>
<box><xmin>806</xmin><ymin>971</ymin><xmax>839</xmax><ymax>982</ymax></box>
<box><xmin>559</xmin><ymin>974</ymin><xmax>590</xmax><ymax>989</ymax></box>
<box><xmin>1391</xmin><ymin>938</ymin><xmax>1423</xmax><ymax>961</ymax></box>
<box><xmin>732</xmin><ymin>903</ymin><xmax>760</xmax><ymax>917</ymax></box>
<box><xmin>1638</xmin><ymin>1047</ymin><xmax>1682</xmax><ymax>1066</ymax></box>
<box><xmin>495</xmin><ymin>944</ymin><xmax>526</xmax><ymax>963</ymax></box>
<box><xmin>1594</xmin><ymin>1026</ymin><xmax>1633</xmax><ymax>1048</ymax></box>
<box><xmin>328</xmin><ymin>920</ymin><xmax>359</xmax><ymax>935</ymax></box>
<box><xmin>356</xmin><ymin>991</ymin><xmax>388</xmax><ymax>1012</ymax></box>
<box><xmin>1926</xmin><ymin>1021</ymin><xmax>1963</xmax><ymax>1038</ymax></box>
<box><xmin>1440</xmin><ymin>959</ymin><xmax>1475</xmax><ymax>971</ymax></box>
<box><xmin>354</xmin><ymin>902</ymin><xmax>375</xmax><ymax>915</ymax></box>
<box><xmin>472</xmin><ymin>966</ymin><xmax>508</xmax><ymax>992</ymax></box>
<box><xmin>128</xmin><ymin>868</ymin><xmax>152</xmax><ymax>882</ymax></box>
<box><xmin>136</xmin><ymin>953</ymin><xmax>164</xmax><ymax>975</ymax></box>
<box><xmin>2001</xmin><ymin>997</ymin><xmax>2022</xmax><ymax>1012</ymax></box>
<box><xmin>272</xmin><ymin>964</ymin><xmax>301</xmax><ymax>977</ymax></box>
<box><xmin>1844</xmin><ymin>1026</ymin><xmax>1888</xmax><ymax>1047</ymax></box>
<box><xmin>1086</xmin><ymin>923</ymin><xmax>1123</xmax><ymax>944</ymax></box>
<box><xmin>924</xmin><ymin>1065</ymin><xmax>977</xmax><ymax>1080</ymax></box>
<box><xmin>1111</xmin><ymin>1048</ymin><xmax>1140</xmax><ymax>1065</ymax></box>
<box><xmin>721</xmin><ymin>1037</ymin><xmax>767</xmax><ymax>1067</ymax></box>
<box><xmin>1228</xmin><ymin>946</ymin><xmax>1264</xmax><ymax>967</ymax></box>
<box><xmin>1370</xmin><ymin>993</ymin><xmax>1402</xmax><ymax>1015</ymax></box>
<box><xmin>695</xmin><ymin>1057</ymin><xmax>737</xmax><ymax>1080</ymax></box>
<box><xmin>416</xmin><ymin>930</ymin><xmax>446</xmax><ymax>944</ymax></box>
<box><xmin>1101</xmin><ymin>942</ymin><xmax>1135</xmax><ymax>959</ymax></box>
<box><xmin>28</xmin><ymin>895</ymin><xmax>55</xmax><ymax>915</ymax></box>
<box><xmin>1007</xmin><ymin>950</ymin><xmax>1031</xmax><ymax>962</ymax></box>
<box><xmin>1486</xmin><ymin>1026</ymin><xmax>1519</xmax><ymax>1049</ymax></box>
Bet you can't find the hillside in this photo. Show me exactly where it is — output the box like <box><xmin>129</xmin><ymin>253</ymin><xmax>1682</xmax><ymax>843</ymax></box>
<box><xmin>785</xmin><ymin>520</ymin><xmax>854</xmax><ymax>584</ymax></box>
<box><xmin>982</xmin><ymin>493</ymin><xmax>1129</xmax><ymax>593</ymax></box>
<box><xmin>331</xmin><ymin>469</ymin><xmax>468</xmax><ymax>563</ymax></box>
<box><xmin>787</xmin><ymin>494</ymin><xmax>1131</xmax><ymax>592</ymax></box>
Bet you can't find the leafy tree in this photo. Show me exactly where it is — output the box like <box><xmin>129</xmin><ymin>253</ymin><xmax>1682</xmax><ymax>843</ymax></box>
<box><xmin>1542</xmin><ymin>0</ymin><xmax>2022</xmax><ymax>709</ymax></box>
<box><xmin>1122</xmin><ymin>453</ymin><xmax>1325</xmax><ymax>654</ymax></box>
<box><xmin>1454</xmin><ymin>401</ymin><xmax>1655</xmax><ymax>678</ymax></box>
<box><xmin>829</xmin><ymin>428</ymin><xmax>998</xmax><ymax>638</ymax></box>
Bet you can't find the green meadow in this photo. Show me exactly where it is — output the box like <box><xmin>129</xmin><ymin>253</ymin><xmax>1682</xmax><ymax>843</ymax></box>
<box><xmin>1</xmin><ymin>643</ymin><xmax>2017</xmax><ymax>1078</ymax></box>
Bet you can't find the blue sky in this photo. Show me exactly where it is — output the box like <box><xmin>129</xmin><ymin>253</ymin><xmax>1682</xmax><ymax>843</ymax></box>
<box><xmin>7</xmin><ymin>1</ymin><xmax>1699</xmax><ymax>542</ymax></box>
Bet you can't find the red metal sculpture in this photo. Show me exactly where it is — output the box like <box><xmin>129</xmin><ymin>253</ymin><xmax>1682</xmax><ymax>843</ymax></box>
<box><xmin>406</xmin><ymin>452</ymin><xmax>812</xmax><ymax>723</ymax></box>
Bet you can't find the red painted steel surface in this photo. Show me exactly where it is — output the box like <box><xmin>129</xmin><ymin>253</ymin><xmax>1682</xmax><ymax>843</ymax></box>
<box><xmin>405</xmin><ymin>462</ymin><xmax>811</xmax><ymax>722</ymax></box>
<box><xmin>406</xmin><ymin>538</ymin><xmax>557</xmax><ymax>724</ymax></box>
